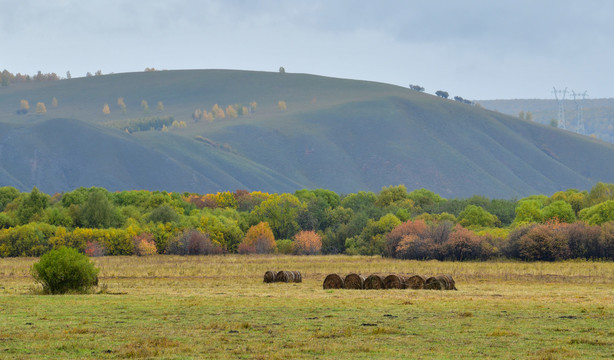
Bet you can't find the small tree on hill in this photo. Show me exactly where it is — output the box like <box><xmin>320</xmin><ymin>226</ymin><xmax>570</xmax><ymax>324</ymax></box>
<box><xmin>278</xmin><ymin>100</ymin><xmax>287</xmax><ymax>111</ymax></box>
<box><xmin>117</xmin><ymin>97</ymin><xmax>127</xmax><ymax>113</ymax></box>
<box><xmin>51</xmin><ymin>97</ymin><xmax>58</xmax><ymax>108</ymax></box>
<box><xmin>157</xmin><ymin>101</ymin><xmax>164</xmax><ymax>112</ymax></box>
<box><xmin>435</xmin><ymin>90</ymin><xmax>449</xmax><ymax>99</ymax></box>
<box><xmin>18</xmin><ymin>99</ymin><xmax>30</xmax><ymax>114</ymax></box>
<box><xmin>36</xmin><ymin>102</ymin><xmax>47</xmax><ymax>114</ymax></box>
<box><xmin>102</xmin><ymin>104</ymin><xmax>110</xmax><ymax>115</ymax></box>
<box><xmin>141</xmin><ymin>100</ymin><xmax>149</xmax><ymax>113</ymax></box>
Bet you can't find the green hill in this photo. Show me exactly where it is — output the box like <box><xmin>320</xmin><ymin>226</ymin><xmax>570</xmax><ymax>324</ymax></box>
<box><xmin>1</xmin><ymin>70</ymin><xmax>614</xmax><ymax>198</ymax></box>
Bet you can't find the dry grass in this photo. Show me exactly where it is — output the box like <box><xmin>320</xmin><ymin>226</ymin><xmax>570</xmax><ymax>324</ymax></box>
<box><xmin>1</xmin><ymin>255</ymin><xmax>613</xmax><ymax>359</ymax></box>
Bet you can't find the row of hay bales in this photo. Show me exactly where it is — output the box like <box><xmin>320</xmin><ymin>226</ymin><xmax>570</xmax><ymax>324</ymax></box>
<box><xmin>263</xmin><ymin>270</ymin><xmax>302</xmax><ymax>283</ymax></box>
<box><xmin>323</xmin><ymin>273</ymin><xmax>457</xmax><ymax>290</ymax></box>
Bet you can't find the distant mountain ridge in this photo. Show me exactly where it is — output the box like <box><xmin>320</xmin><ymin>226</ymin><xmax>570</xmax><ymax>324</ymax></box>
<box><xmin>1</xmin><ymin>69</ymin><xmax>614</xmax><ymax>198</ymax></box>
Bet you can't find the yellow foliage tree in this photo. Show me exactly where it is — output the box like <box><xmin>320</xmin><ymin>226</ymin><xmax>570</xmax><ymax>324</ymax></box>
<box><xmin>278</xmin><ymin>100</ymin><xmax>287</xmax><ymax>111</ymax></box>
<box><xmin>250</xmin><ymin>101</ymin><xmax>257</xmax><ymax>113</ymax></box>
<box><xmin>212</xmin><ymin>104</ymin><xmax>225</xmax><ymax>119</ymax></box>
<box><xmin>226</xmin><ymin>105</ymin><xmax>238</xmax><ymax>118</ymax></box>
<box><xmin>117</xmin><ymin>97</ymin><xmax>127</xmax><ymax>113</ymax></box>
<box><xmin>35</xmin><ymin>102</ymin><xmax>47</xmax><ymax>114</ymax></box>
<box><xmin>238</xmin><ymin>222</ymin><xmax>276</xmax><ymax>254</ymax></box>
<box><xmin>203</xmin><ymin>110</ymin><xmax>214</xmax><ymax>122</ymax></box>
<box><xmin>141</xmin><ymin>100</ymin><xmax>149</xmax><ymax>113</ymax></box>
<box><xmin>157</xmin><ymin>101</ymin><xmax>164</xmax><ymax>112</ymax></box>
<box><xmin>102</xmin><ymin>104</ymin><xmax>110</xmax><ymax>115</ymax></box>
<box><xmin>51</xmin><ymin>97</ymin><xmax>58</xmax><ymax>107</ymax></box>
<box><xmin>20</xmin><ymin>99</ymin><xmax>30</xmax><ymax>111</ymax></box>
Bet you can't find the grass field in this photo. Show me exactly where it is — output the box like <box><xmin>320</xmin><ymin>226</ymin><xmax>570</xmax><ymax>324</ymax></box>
<box><xmin>1</xmin><ymin>255</ymin><xmax>613</xmax><ymax>359</ymax></box>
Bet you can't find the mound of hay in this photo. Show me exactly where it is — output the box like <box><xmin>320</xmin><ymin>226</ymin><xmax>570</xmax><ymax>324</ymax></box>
<box><xmin>263</xmin><ymin>270</ymin><xmax>277</xmax><ymax>283</ymax></box>
<box><xmin>405</xmin><ymin>274</ymin><xmax>426</xmax><ymax>289</ymax></box>
<box><xmin>364</xmin><ymin>274</ymin><xmax>384</xmax><ymax>290</ymax></box>
<box><xmin>424</xmin><ymin>275</ymin><xmax>456</xmax><ymax>290</ymax></box>
<box><xmin>441</xmin><ymin>274</ymin><xmax>457</xmax><ymax>290</ymax></box>
<box><xmin>344</xmin><ymin>273</ymin><xmax>365</xmax><ymax>289</ymax></box>
<box><xmin>292</xmin><ymin>271</ymin><xmax>302</xmax><ymax>283</ymax></box>
<box><xmin>323</xmin><ymin>273</ymin><xmax>344</xmax><ymax>289</ymax></box>
<box><xmin>275</xmin><ymin>270</ymin><xmax>295</xmax><ymax>283</ymax></box>
<box><xmin>424</xmin><ymin>276</ymin><xmax>445</xmax><ymax>290</ymax></box>
<box><xmin>383</xmin><ymin>274</ymin><xmax>405</xmax><ymax>289</ymax></box>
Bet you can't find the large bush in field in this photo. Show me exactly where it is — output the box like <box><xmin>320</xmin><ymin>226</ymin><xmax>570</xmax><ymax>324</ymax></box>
<box><xmin>31</xmin><ymin>246</ymin><xmax>99</xmax><ymax>294</ymax></box>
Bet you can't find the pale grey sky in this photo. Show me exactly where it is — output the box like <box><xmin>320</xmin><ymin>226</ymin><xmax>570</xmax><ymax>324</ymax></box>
<box><xmin>1</xmin><ymin>0</ymin><xmax>613</xmax><ymax>99</ymax></box>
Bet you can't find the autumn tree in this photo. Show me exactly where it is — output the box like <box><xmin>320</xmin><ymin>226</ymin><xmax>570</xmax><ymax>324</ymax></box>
<box><xmin>157</xmin><ymin>101</ymin><xmax>164</xmax><ymax>112</ymax></box>
<box><xmin>278</xmin><ymin>100</ymin><xmax>287</xmax><ymax>111</ymax></box>
<box><xmin>102</xmin><ymin>104</ymin><xmax>110</xmax><ymax>115</ymax></box>
<box><xmin>117</xmin><ymin>97</ymin><xmax>127</xmax><ymax>113</ymax></box>
<box><xmin>225</xmin><ymin>105</ymin><xmax>238</xmax><ymax>118</ymax></box>
<box><xmin>293</xmin><ymin>230</ymin><xmax>322</xmax><ymax>255</ymax></box>
<box><xmin>18</xmin><ymin>99</ymin><xmax>30</xmax><ymax>114</ymax></box>
<box><xmin>51</xmin><ymin>97</ymin><xmax>58</xmax><ymax>108</ymax></box>
<box><xmin>211</xmin><ymin>104</ymin><xmax>225</xmax><ymax>119</ymax></box>
<box><xmin>238</xmin><ymin>222</ymin><xmax>276</xmax><ymax>254</ymax></box>
<box><xmin>141</xmin><ymin>100</ymin><xmax>149</xmax><ymax>113</ymax></box>
<box><xmin>35</xmin><ymin>102</ymin><xmax>47</xmax><ymax>114</ymax></box>
<box><xmin>250</xmin><ymin>101</ymin><xmax>257</xmax><ymax>113</ymax></box>
<box><xmin>95</xmin><ymin>70</ymin><xmax>102</xmax><ymax>76</ymax></box>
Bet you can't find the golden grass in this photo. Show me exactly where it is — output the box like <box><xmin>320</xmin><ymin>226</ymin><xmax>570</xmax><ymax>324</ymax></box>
<box><xmin>0</xmin><ymin>255</ymin><xmax>613</xmax><ymax>359</ymax></box>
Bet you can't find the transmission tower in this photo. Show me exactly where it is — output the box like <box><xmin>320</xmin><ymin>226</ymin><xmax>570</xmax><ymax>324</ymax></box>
<box><xmin>571</xmin><ymin>90</ymin><xmax>588</xmax><ymax>135</ymax></box>
<box><xmin>552</xmin><ymin>87</ymin><xmax>568</xmax><ymax>129</ymax></box>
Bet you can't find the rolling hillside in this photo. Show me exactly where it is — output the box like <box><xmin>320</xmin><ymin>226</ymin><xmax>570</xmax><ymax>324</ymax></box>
<box><xmin>1</xmin><ymin>70</ymin><xmax>614</xmax><ymax>198</ymax></box>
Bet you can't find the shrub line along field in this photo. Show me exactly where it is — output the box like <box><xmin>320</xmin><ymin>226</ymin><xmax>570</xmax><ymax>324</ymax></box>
<box><xmin>1</xmin><ymin>255</ymin><xmax>613</xmax><ymax>359</ymax></box>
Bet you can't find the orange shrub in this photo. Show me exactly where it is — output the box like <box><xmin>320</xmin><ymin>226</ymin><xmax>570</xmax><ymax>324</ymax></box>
<box><xmin>133</xmin><ymin>233</ymin><xmax>157</xmax><ymax>256</ymax></box>
<box><xmin>238</xmin><ymin>222</ymin><xmax>276</xmax><ymax>254</ymax></box>
<box><xmin>293</xmin><ymin>230</ymin><xmax>322</xmax><ymax>255</ymax></box>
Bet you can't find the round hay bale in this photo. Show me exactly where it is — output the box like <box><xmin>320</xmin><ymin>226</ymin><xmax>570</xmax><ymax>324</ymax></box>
<box><xmin>263</xmin><ymin>270</ymin><xmax>277</xmax><ymax>283</ymax></box>
<box><xmin>383</xmin><ymin>274</ymin><xmax>405</xmax><ymax>289</ymax></box>
<box><xmin>275</xmin><ymin>270</ymin><xmax>295</xmax><ymax>283</ymax></box>
<box><xmin>364</xmin><ymin>274</ymin><xmax>384</xmax><ymax>290</ymax></box>
<box><xmin>405</xmin><ymin>274</ymin><xmax>426</xmax><ymax>289</ymax></box>
<box><xmin>441</xmin><ymin>274</ymin><xmax>457</xmax><ymax>290</ymax></box>
<box><xmin>323</xmin><ymin>273</ymin><xmax>344</xmax><ymax>289</ymax></box>
<box><xmin>344</xmin><ymin>273</ymin><xmax>365</xmax><ymax>289</ymax></box>
<box><xmin>424</xmin><ymin>276</ymin><xmax>445</xmax><ymax>290</ymax></box>
<box><xmin>292</xmin><ymin>271</ymin><xmax>302</xmax><ymax>283</ymax></box>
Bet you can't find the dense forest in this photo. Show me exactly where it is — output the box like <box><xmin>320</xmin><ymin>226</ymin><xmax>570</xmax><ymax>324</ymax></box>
<box><xmin>1</xmin><ymin>183</ymin><xmax>613</xmax><ymax>261</ymax></box>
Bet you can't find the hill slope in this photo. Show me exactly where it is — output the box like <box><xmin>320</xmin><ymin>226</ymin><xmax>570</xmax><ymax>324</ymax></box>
<box><xmin>1</xmin><ymin>70</ymin><xmax>614</xmax><ymax>198</ymax></box>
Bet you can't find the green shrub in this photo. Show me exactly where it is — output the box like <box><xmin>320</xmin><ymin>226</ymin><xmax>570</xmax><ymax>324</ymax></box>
<box><xmin>276</xmin><ymin>239</ymin><xmax>294</xmax><ymax>254</ymax></box>
<box><xmin>31</xmin><ymin>247</ymin><xmax>99</xmax><ymax>294</ymax></box>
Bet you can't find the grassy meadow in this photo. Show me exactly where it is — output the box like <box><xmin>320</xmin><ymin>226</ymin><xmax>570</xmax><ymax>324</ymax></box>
<box><xmin>1</xmin><ymin>255</ymin><xmax>613</xmax><ymax>359</ymax></box>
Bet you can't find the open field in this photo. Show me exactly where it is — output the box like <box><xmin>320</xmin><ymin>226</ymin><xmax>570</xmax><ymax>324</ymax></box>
<box><xmin>1</xmin><ymin>255</ymin><xmax>613</xmax><ymax>359</ymax></box>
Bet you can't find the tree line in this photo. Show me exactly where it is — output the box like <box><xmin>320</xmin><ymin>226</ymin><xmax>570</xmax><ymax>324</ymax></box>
<box><xmin>1</xmin><ymin>183</ymin><xmax>613</xmax><ymax>260</ymax></box>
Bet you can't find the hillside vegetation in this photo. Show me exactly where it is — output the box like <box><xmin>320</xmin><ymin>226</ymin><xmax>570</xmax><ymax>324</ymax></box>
<box><xmin>479</xmin><ymin>98</ymin><xmax>614</xmax><ymax>142</ymax></box>
<box><xmin>2</xmin><ymin>70</ymin><xmax>614</xmax><ymax>197</ymax></box>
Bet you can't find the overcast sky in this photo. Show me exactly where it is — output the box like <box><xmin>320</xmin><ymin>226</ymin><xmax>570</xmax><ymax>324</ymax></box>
<box><xmin>2</xmin><ymin>0</ymin><xmax>613</xmax><ymax>99</ymax></box>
